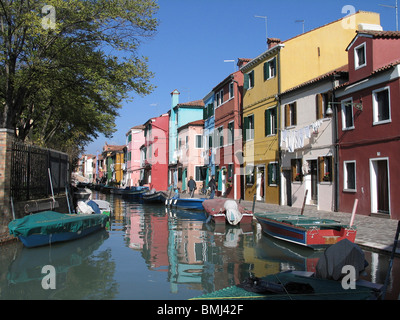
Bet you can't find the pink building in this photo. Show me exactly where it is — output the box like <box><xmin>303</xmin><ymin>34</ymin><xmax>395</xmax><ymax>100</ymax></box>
<box><xmin>125</xmin><ymin>125</ymin><xmax>145</xmax><ymax>186</ymax></box>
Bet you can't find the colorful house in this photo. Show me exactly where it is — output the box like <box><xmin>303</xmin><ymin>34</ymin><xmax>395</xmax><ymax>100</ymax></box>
<box><xmin>213</xmin><ymin>58</ymin><xmax>249</xmax><ymax>199</ymax></box>
<box><xmin>142</xmin><ymin>113</ymin><xmax>169</xmax><ymax>191</ymax></box>
<box><xmin>240</xmin><ymin>10</ymin><xmax>380</xmax><ymax>205</ymax></box>
<box><xmin>176</xmin><ymin>119</ymin><xmax>205</xmax><ymax>194</ymax></box>
<box><xmin>125</xmin><ymin>125</ymin><xmax>145</xmax><ymax>187</ymax></box>
<box><xmin>279</xmin><ymin>66</ymin><xmax>348</xmax><ymax>211</ymax></box>
<box><xmin>202</xmin><ymin>90</ymin><xmax>215</xmax><ymax>189</ymax></box>
<box><xmin>335</xmin><ymin>29</ymin><xmax>400</xmax><ymax>219</ymax></box>
<box><xmin>102</xmin><ymin>144</ymin><xmax>125</xmax><ymax>185</ymax></box>
<box><xmin>168</xmin><ymin>92</ymin><xmax>204</xmax><ymax>189</ymax></box>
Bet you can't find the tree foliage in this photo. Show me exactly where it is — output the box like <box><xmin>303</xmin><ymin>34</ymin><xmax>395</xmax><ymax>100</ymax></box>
<box><xmin>0</xmin><ymin>0</ymin><xmax>158</xmax><ymax>153</ymax></box>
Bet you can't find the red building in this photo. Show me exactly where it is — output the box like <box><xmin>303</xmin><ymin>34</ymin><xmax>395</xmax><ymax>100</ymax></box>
<box><xmin>142</xmin><ymin>113</ymin><xmax>169</xmax><ymax>191</ymax></box>
<box><xmin>213</xmin><ymin>59</ymin><xmax>249</xmax><ymax>199</ymax></box>
<box><xmin>335</xmin><ymin>29</ymin><xmax>400</xmax><ymax>219</ymax></box>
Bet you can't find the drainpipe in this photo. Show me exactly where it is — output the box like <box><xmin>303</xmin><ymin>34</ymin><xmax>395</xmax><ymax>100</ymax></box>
<box><xmin>232</xmin><ymin>77</ymin><xmax>241</xmax><ymax>200</ymax></box>
<box><xmin>332</xmin><ymin>76</ymin><xmax>340</xmax><ymax>212</ymax></box>
<box><xmin>277</xmin><ymin>48</ymin><xmax>282</xmax><ymax>206</ymax></box>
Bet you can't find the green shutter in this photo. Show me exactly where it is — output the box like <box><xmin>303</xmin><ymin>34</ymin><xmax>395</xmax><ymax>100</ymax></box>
<box><xmin>244</xmin><ymin>73</ymin><xmax>249</xmax><ymax>90</ymax></box>
<box><xmin>265</xmin><ymin>109</ymin><xmax>270</xmax><ymax>136</ymax></box>
<box><xmin>243</xmin><ymin>116</ymin><xmax>249</xmax><ymax>141</ymax></box>
<box><xmin>251</xmin><ymin>70</ymin><xmax>255</xmax><ymax>87</ymax></box>
<box><xmin>263</xmin><ymin>62</ymin><xmax>268</xmax><ymax>81</ymax></box>
<box><xmin>267</xmin><ymin>163</ymin><xmax>272</xmax><ymax>185</ymax></box>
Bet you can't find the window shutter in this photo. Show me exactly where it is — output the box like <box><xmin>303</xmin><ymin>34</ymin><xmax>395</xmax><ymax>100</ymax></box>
<box><xmin>244</xmin><ymin>73</ymin><xmax>249</xmax><ymax>90</ymax></box>
<box><xmin>316</xmin><ymin>94</ymin><xmax>323</xmax><ymax>120</ymax></box>
<box><xmin>272</xmin><ymin>58</ymin><xmax>276</xmax><ymax>76</ymax></box>
<box><xmin>273</xmin><ymin>108</ymin><xmax>277</xmax><ymax>134</ymax></box>
<box><xmin>243</xmin><ymin>116</ymin><xmax>249</xmax><ymax>141</ymax></box>
<box><xmin>250</xmin><ymin>70</ymin><xmax>255</xmax><ymax>87</ymax></box>
<box><xmin>268</xmin><ymin>163</ymin><xmax>273</xmax><ymax>185</ymax></box>
<box><xmin>285</xmin><ymin>105</ymin><xmax>290</xmax><ymax>127</ymax></box>
<box><xmin>265</xmin><ymin>109</ymin><xmax>270</xmax><ymax>136</ymax></box>
<box><xmin>318</xmin><ymin>157</ymin><xmax>324</xmax><ymax>182</ymax></box>
<box><xmin>264</xmin><ymin>62</ymin><xmax>268</xmax><ymax>81</ymax></box>
<box><xmin>293</xmin><ymin>102</ymin><xmax>297</xmax><ymax>126</ymax></box>
<box><xmin>291</xmin><ymin>159</ymin><xmax>296</xmax><ymax>181</ymax></box>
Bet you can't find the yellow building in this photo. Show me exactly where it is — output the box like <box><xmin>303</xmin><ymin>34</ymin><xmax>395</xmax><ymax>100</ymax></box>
<box><xmin>241</xmin><ymin>11</ymin><xmax>380</xmax><ymax>204</ymax></box>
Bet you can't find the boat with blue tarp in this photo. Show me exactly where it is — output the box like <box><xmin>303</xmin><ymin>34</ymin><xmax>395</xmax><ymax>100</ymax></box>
<box><xmin>8</xmin><ymin>211</ymin><xmax>109</xmax><ymax>248</ymax></box>
<box><xmin>165</xmin><ymin>196</ymin><xmax>206</xmax><ymax>210</ymax></box>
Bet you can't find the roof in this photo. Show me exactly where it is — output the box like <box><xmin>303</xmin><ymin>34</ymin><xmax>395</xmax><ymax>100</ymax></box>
<box><xmin>347</xmin><ymin>30</ymin><xmax>400</xmax><ymax>51</ymax></box>
<box><xmin>103</xmin><ymin>144</ymin><xmax>125</xmax><ymax>153</ymax></box>
<box><xmin>177</xmin><ymin>119</ymin><xmax>204</xmax><ymax>132</ymax></box>
<box><xmin>280</xmin><ymin>65</ymin><xmax>349</xmax><ymax>95</ymax></box>
<box><xmin>176</xmin><ymin>99</ymin><xmax>205</xmax><ymax>108</ymax></box>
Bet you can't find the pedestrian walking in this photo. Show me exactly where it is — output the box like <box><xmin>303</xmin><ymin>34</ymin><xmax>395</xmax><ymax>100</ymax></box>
<box><xmin>208</xmin><ymin>175</ymin><xmax>216</xmax><ymax>199</ymax></box>
<box><xmin>188</xmin><ymin>176</ymin><xmax>196</xmax><ymax>198</ymax></box>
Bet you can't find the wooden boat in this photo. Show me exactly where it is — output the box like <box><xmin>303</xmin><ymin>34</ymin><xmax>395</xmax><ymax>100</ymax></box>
<box><xmin>254</xmin><ymin>213</ymin><xmax>357</xmax><ymax>250</ymax></box>
<box><xmin>202</xmin><ymin>199</ymin><xmax>253</xmax><ymax>225</ymax></box>
<box><xmin>122</xmin><ymin>186</ymin><xmax>149</xmax><ymax>200</ymax></box>
<box><xmin>8</xmin><ymin>211</ymin><xmax>109</xmax><ymax>248</ymax></box>
<box><xmin>143</xmin><ymin>190</ymin><xmax>168</xmax><ymax>203</ymax></box>
<box><xmin>192</xmin><ymin>270</ymin><xmax>382</xmax><ymax>300</ymax></box>
<box><xmin>165</xmin><ymin>197</ymin><xmax>206</xmax><ymax>210</ymax></box>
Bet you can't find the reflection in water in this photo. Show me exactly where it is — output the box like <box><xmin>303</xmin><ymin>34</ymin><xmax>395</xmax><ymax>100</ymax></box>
<box><xmin>0</xmin><ymin>191</ymin><xmax>399</xmax><ymax>299</ymax></box>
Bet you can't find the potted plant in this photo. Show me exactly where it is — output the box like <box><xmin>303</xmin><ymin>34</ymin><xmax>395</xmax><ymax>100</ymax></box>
<box><xmin>323</xmin><ymin>172</ymin><xmax>331</xmax><ymax>181</ymax></box>
<box><xmin>225</xmin><ymin>176</ymin><xmax>233</xmax><ymax>188</ymax></box>
<box><xmin>295</xmin><ymin>173</ymin><xmax>302</xmax><ymax>181</ymax></box>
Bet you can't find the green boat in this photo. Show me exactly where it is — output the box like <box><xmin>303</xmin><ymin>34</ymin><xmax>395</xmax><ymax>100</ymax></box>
<box><xmin>8</xmin><ymin>211</ymin><xmax>109</xmax><ymax>248</ymax></box>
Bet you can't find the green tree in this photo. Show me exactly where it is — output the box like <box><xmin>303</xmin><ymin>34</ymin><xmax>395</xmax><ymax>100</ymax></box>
<box><xmin>0</xmin><ymin>0</ymin><xmax>158</xmax><ymax>151</ymax></box>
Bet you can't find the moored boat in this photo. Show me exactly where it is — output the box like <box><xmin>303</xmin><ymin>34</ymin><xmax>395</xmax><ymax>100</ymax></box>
<box><xmin>8</xmin><ymin>211</ymin><xmax>109</xmax><ymax>248</ymax></box>
<box><xmin>165</xmin><ymin>197</ymin><xmax>206</xmax><ymax>210</ymax></box>
<box><xmin>121</xmin><ymin>186</ymin><xmax>149</xmax><ymax>200</ymax></box>
<box><xmin>143</xmin><ymin>189</ymin><xmax>168</xmax><ymax>203</ymax></box>
<box><xmin>254</xmin><ymin>213</ymin><xmax>356</xmax><ymax>250</ymax></box>
<box><xmin>202</xmin><ymin>199</ymin><xmax>253</xmax><ymax>225</ymax></box>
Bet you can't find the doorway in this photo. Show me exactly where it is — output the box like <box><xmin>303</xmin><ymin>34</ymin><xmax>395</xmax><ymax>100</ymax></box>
<box><xmin>309</xmin><ymin>160</ymin><xmax>318</xmax><ymax>205</ymax></box>
<box><xmin>256</xmin><ymin>166</ymin><xmax>265</xmax><ymax>201</ymax></box>
<box><xmin>370</xmin><ymin>158</ymin><xmax>390</xmax><ymax>214</ymax></box>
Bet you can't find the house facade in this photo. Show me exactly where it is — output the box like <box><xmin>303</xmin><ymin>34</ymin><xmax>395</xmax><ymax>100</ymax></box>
<box><xmin>202</xmin><ymin>91</ymin><xmax>215</xmax><ymax>191</ymax></box>
<box><xmin>335</xmin><ymin>30</ymin><xmax>400</xmax><ymax>219</ymax></box>
<box><xmin>102</xmin><ymin>144</ymin><xmax>125</xmax><ymax>185</ymax></box>
<box><xmin>213</xmin><ymin>59</ymin><xmax>248</xmax><ymax>199</ymax></box>
<box><xmin>125</xmin><ymin>125</ymin><xmax>145</xmax><ymax>187</ymax></box>
<box><xmin>142</xmin><ymin>113</ymin><xmax>169</xmax><ymax>191</ymax></box>
<box><xmin>176</xmin><ymin>120</ymin><xmax>205</xmax><ymax>194</ymax></box>
<box><xmin>279</xmin><ymin>67</ymin><xmax>348</xmax><ymax>212</ymax></box>
<box><xmin>168</xmin><ymin>94</ymin><xmax>204</xmax><ymax>189</ymax></box>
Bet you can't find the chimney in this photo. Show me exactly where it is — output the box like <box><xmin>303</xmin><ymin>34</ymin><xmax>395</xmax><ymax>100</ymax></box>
<box><xmin>267</xmin><ymin>38</ymin><xmax>281</xmax><ymax>49</ymax></box>
<box><xmin>237</xmin><ymin>58</ymin><xmax>251</xmax><ymax>69</ymax></box>
<box><xmin>171</xmin><ymin>89</ymin><xmax>180</xmax><ymax>108</ymax></box>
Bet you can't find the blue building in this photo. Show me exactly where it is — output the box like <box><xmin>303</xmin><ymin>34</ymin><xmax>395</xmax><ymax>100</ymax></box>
<box><xmin>202</xmin><ymin>91</ymin><xmax>215</xmax><ymax>186</ymax></box>
<box><xmin>168</xmin><ymin>89</ymin><xmax>204</xmax><ymax>188</ymax></box>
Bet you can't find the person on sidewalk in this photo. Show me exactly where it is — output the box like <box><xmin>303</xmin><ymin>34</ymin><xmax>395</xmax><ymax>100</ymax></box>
<box><xmin>208</xmin><ymin>175</ymin><xmax>216</xmax><ymax>199</ymax></box>
<box><xmin>188</xmin><ymin>176</ymin><xmax>196</xmax><ymax>198</ymax></box>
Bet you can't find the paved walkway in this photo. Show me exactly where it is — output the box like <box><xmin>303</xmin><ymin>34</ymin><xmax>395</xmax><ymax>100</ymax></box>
<box><xmin>237</xmin><ymin>199</ymin><xmax>400</xmax><ymax>256</ymax></box>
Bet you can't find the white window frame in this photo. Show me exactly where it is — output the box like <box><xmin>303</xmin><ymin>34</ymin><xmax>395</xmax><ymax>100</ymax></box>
<box><xmin>341</xmin><ymin>98</ymin><xmax>354</xmax><ymax>131</ymax></box>
<box><xmin>372</xmin><ymin>86</ymin><xmax>391</xmax><ymax>125</ymax></box>
<box><xmin>266</xmin><ymin>57</ymin><xmax>276</xmax><ymax>80</ymax></box>
<box><xmin>229</xmin><ymin>82</ymin><xmax>234</xmax><ymax>99</ymax></box>
<box><xmin>354</xmin><ymin>42</ymin><xmax>367</xmax><ymax>70</ymax></box>
<box><xmin>195</xmin><ymin>134</ymin><xmax>203</xmax><ymax>149</ymax></box>
<box><xmin>227</xmin><ymin>121</ymin><xmax>234</xmax><ymax>145</ymax></box>
<box><xmin>343</xmin><ymin>160</ymin><xmax>356</xmax><ymax>192</ymax></box>
<box><xmin>247</xmin><ymin>71</ymin><xmax>254</xmax><ymax>89</ymax></box>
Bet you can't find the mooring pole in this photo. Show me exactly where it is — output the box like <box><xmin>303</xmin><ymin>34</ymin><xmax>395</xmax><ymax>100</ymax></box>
<box><xmin>252</xmin><ymin>194</ymin><xmax>256</xmax><ymax>213</ymax></box>
<box><xmin>300</xmin><ymin>189</ymin><xmax>308</xmax><ymax>215</ymax></box>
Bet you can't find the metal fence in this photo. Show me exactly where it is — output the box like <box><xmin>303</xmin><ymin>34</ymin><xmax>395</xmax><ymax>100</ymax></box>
<box><xmin>10</xmin><ymin>141</ymin><xmax>69</xmax><ymax>201</ymax></box>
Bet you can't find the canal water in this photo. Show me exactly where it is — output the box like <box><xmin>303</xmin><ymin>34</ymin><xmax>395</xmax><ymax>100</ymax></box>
<box><xmin>0</xmin><ymin>191</ymin><xmax>399</xmax><ymax>300</ymax></box>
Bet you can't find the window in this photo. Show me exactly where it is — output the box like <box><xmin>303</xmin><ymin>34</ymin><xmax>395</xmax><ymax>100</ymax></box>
<box><xmin>285</xmin><ymin>103</ymin><xmax>297</xmax><ymax>127</ymax></box>
<box><xmin>244</xmin><ymin>70</ymin><xmax>255</xmax><ymax>90</ymax></box>
<box><xmin>316</xmin><ymin>92</ymin><xmax>333</xmax><ymax>120</ymax></box>
<box><xmin>195</xmin><ymin>166</ymin><xmax>206</xmax><ymax>181</ymax></box>
<box><xmin>354</xmin><ymin>43</ymin><xmax>366</xmax><ymax>69</ymax></box>
<box><xmin>265</xmin><ymin>107</ymin><xmax>277</xmax><ymax>136</ymax></box>
<box><xmin>344</xmin><ymin>161</ymin><xmax>356</xmax><ymax>191</ymax></box>
<box><xmin>373</xmin><ymin>87</ymin><xmax>391</xmax><ymax>124</ymax></box>
<box><xmin>229</xmin><ymin>82</ymin><xmax>234</xmax><ymax>99</ymax></box>
<box><xmin>195</xmin><ymin>135</ymin><xmax>203</xmax><ymax>148</ymax></box>
<box><xmin>218</xmin><ymin>126</ymin><xmax>224</xmax><ymax>147</ymax></box>
<box><xmin>291</xmin><ymin>159</ymin><xmax>302</xmax><ymax>182</ymax></box>
<box><xmin>268</xmin><ymin>162</ymin><xmax>279</xmax><ymax>186</ymax></box>
<box><xmin>341</xmin><ymin>99</ymin><xmax>354</xmax><ymax>130</ymax></box>
<box><xmin>318</xmin><ymin>156</ymin><xmax>333</xmax><ymax>182</ymax></box>
<box><xmin>246</xmin><ymin>165</ymin><xmax>255</xmax><ymax>185</ymax></box>
<box><xmin>244</xmin><ymin>114</ymin><xmax>254</xmax><ymax>141</ymax></box>
<box><xmin>264</xmin><ymin>57</ymin><xmax>276</xmax><ymax>80</ymax></box>
<box><xmin>228</xmin><ymin>121</ymin><xmax>234</xmax><ymax>145</ymax></box>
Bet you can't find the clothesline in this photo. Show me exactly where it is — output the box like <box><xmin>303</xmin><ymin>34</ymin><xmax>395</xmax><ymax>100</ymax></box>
<box><xmin>280</xmin><ymin>120</ymin><xmax>323</xmax><ymax>152</ymax></box>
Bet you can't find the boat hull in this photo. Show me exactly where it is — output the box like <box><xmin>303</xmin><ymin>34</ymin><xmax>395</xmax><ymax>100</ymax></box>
<box><xmin>255</xmin><ymin>214</ymin><xmax>356</xmax><ymax>250</ymax></box>
<box><xmin>166</xmin><ymin>198</ymin><xmax>206</xmax><ymax>210</ymax></box>
<box><xmin>143</xmin><ymin>191</ymin><xmax>168</xmax><ymax>203</ymax></box>
<box><xmin>18</xmin><ymin>224</ymin><xmax>105</xmax><ymax>248</ymax></box>
<box><xmin>202</xmin><ymin>199</ymin><xmax>253</xmax><ymax>225</ymax></box>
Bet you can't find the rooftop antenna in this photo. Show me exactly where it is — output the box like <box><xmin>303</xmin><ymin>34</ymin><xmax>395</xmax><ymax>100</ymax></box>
<box><xmin>379</xmin><ymin>0</ymin><xmax>398</xmax><ymax>31</ymax></box>
<box><xmin>295</xmin><ymin>19</ymin><xmax>305</xmax><ymax>33</ymax></box>
<box><xmin>224</xmin><ymin>59</ymin><xmax>236</xmax><ymax>73</ymax></box>
<box><xmin>255</xmin><ymin>15</ymin><xmax>268</xmax><ymax>46</ymax></box>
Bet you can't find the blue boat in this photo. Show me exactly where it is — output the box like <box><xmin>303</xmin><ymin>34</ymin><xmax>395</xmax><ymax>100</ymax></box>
<box><xmin>143</xmin><ymin>190</ymin><xmax>168</xmax><ymax>204</ymax></box>
<box><xmin>8</xmin><ymin>211</ymin><xmax>109</xmax><ymax>248</ymax></box>
<box><xmin>122</xmin><ymin>186</ymin><xmax>149</xmax><ymax>200</ymax></box>
<box><xmin>165</xmin><ymin>197</ymin><xmax>206</xmax><ymax>210</ymax></box>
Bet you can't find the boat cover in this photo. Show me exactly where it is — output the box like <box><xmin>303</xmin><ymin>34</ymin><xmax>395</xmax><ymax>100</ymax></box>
<box><xmin>315</xmin><ymin>239</ymin><xmax>367</xmax><ymax>281</ymax></box>
<box><xmin>8</xmin><ymin>211</ymin><xmax>109</xmax><ymax>238</ymax></box>
<box><xmin>224</xmin><ymin>200</ymin><xmax>242</xmax><ymax>225</ymax></box>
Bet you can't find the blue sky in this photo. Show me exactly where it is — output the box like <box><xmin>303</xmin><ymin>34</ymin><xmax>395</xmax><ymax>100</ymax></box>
<box><xmin>85</xmin><ymin>0</ymin><xmax>398</xmax><ymax>154</ymax></box>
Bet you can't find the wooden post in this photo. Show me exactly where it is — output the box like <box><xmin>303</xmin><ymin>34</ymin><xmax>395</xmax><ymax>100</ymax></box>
<box><xmin>300</xmin><ymin>189</ymin><xmax>308</xmax><ymax>215</ymax></box>
<box><xmin>252</xmin><ymin>194</ymin><xmax>256</xmax><ymax>213</ymax></box>
<box><xmin>350</xmin><ymin>199</ymin><xmax>358</xmax><ymax>227</ymax></box>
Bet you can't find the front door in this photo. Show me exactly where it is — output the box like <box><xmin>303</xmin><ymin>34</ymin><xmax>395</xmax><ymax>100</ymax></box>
<box><xmin>310</xmin><ymin>160</ymin><xmax>318</xmax><ymax>204</ymax></box>
<box><xmin>377</xmin><ymin>160</ymin><xmax>389</xmax><ymax>214</ymax></box>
